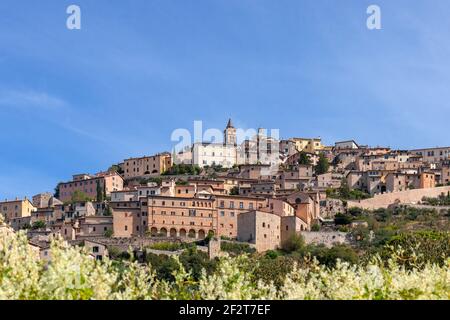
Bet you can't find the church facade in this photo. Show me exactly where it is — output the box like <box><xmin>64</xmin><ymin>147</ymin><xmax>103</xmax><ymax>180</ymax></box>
<box><xmin>190</xmin><ymin>119</ymin><xmax>281</xmax><ymax>169</ymax></box>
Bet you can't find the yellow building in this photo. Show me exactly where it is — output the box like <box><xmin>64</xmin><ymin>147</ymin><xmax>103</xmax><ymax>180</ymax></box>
<box><xmin>292</xmin><ymin>138</ymin><xmax>324</xmax><ymax>153</ymax></box>
<box><xmin>122</xmin><ymin>152</ymin><xmax>172</xmax><ymax>179</ymax></box>
<box><xmin>0</xmin><ymin>198</ymin><xmax>35</xmax><ymax>222</ymax></box>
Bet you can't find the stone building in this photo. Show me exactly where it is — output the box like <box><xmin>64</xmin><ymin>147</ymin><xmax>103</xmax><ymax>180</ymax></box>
<box><xmin>121</xmin><ymin>152</ymin><xmax>172</xmax><ymax>179</ymax></box>
<box><xmin>58</xmin><ymin>172</ymin><xmax>123</xmax><ymax>202</ymax></box>
<box><xmin>0</xmin><ymin>198</ymin><xmax>35</xmax><ymax>227</ymax></box>
<box><xmin>237</xmin><ymin>210</ymin><xmax>281</xmax><ymax>252</ymax></box>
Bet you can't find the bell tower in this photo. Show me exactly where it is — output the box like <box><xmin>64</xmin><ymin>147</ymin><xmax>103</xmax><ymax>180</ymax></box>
<box><xmin>224</xmin><ymin>118</ymin><xmax>237</xmax><ymax>146</ymax></box>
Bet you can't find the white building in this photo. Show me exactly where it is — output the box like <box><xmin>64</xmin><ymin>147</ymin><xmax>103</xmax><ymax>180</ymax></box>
<box><xmin>192</xmin><ymin>142</ymin><xmax>238</xmax><ymax>168</ymax></box>
<box><xmin>186</xmin><ymin>119</ymin><xmax>281</xmax><ymax>169</ymax></box>
<box><xmin>411</xmin><ymin>147</ymin><xmax>450</xmax><ymax>164</ymax></box>
<box><xmin>335</xmin><ymin>140</ymin><xmax>359</xmax><ymax>150</ymax></box>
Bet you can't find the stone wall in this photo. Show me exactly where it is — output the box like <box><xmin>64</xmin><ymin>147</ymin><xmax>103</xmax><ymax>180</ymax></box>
<box><xmin>300</xmin><ymin>231</ymin><xmax>349</xmax><ymax>248</ymax></box>
<box><xmin>347</xmin><ymin>186</ymin><xmax>450</xmax><ymax>210</ymax></box>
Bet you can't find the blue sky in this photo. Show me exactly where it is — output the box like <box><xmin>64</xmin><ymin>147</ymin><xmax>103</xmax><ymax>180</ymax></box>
<box><xmin>1</xmin><ymin>0</ymin><xmax>449</xmax><ymax>199</ymax></box>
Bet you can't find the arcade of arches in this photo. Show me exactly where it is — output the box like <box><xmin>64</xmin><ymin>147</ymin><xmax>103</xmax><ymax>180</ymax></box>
<box><xmin>149</xmin><ymin>227</ymin><xmax>212</xmax><ymax>239</ymax></box>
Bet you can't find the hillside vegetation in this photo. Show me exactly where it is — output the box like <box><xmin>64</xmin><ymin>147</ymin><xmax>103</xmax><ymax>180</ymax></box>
<box><xmin>0</xmin><ymin>228</ymin><xmax>448</xmax><ymax>300</ymax></box>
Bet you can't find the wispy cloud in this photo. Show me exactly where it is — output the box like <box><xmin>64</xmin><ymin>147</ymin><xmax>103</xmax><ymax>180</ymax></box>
<box><xmin>0</xmin><ymin>88</ymin><xmax>114</xmax><ymax>144</ymax></box>
<box><xmin>0</xmin><ymin>89</ymin><xmax>68</xmax><ymax>111</ymax></box>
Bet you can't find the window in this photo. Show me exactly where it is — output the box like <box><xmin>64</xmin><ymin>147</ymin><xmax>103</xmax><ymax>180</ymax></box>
<box><xmin>239</xmin><ymin>202</ymin><xmax>244</xmax><ymax>209</ymax></box>
<box><xmin>92</xmin><ymin>246</ymin><xmax>99</xmax><ymax>253</ymax></box>
<box><xmin>220</xmin><ymin>211</ymin><xmax>225</xmax><ymax>217</ymax></box>
<box><xmin>230</xmin><ymin>212</ymin><xmax>235</xmax><ymax>217</ymax></box>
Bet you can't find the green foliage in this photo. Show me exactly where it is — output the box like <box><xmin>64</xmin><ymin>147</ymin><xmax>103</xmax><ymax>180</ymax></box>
<box><xmin>103</xmin><ymin>230</ymin><xmax>113</xmax><ymax>238</ymax></box>
<box><xmin>229</xmin><ymin>186</ymin><xmax>239</xmax><ymax>196</ymax></box>
<box><xmin>31</xmin><ymin>220</ymin><xmax>46</xmax><ymax>230</ymax></box>
<box><xmin>203</xmin><ymin>231</ymin><xmax>215</xmax><ymax>244</ymax></box>
<box><xmin>140</xmin><ymin>177</ymin><xmax>163</xmax><ymax>186</ymax></box>
<box><xmin>179</xmin><ymin>247</ymin><xmax>217</xmax><ymax>280</ymax></box>
<box><xmin>307</xmin><ymin>244</ymin><xmax>359</xmax><ymax>267</ymax></box>
<box><xmin>162</xmin><ymin>164</ymin><xmax>201</xmax><ymax>176</ymax></box>
<box><xmin>54</xmin><ymin>184</ymin><xmax>62</xmax><ymax>198</ymax></box>
<box><xmin>347</xmin><ymin>206</ymin><xmax>364</xmax><ymax>216</ymax></box>
<box><xmin>314</xmin><ymin>153</ymin><xmax>330</xmax><ymax>175</ymax></box>
<box><xmin>264</xmin><ymin>250</ymin><xmax>281</xmax><ymax>259</ymax></box>
<box><xmin>311</xmin><ymin>223</ymin><xmax>321</xmax><ymax>232</ymax></box>
<box><xmin>382</xmin><ymin>231</ymin><xmax>450</xmax><ymax>268</ymax></box>
<box><xmin>70</xmin><ymin>190</ymin><xmax>92</xmax><ymax>203</ymax></box>
<box><xmin>422</xmin><ymin>193</ymin><xmax>450</xmax><ymax>206</ymax></box>
<box><xmin>297</xmin><ymin>151</ymin><xmax>312</xmax><ymax>165</ymax></box>
<box><xmin>145</xmin><ymin>253</ymin><xmax>180</xmax><ymax>282</ymax></box>
<box><xmin>327</xmin><ymin>179</ymin><xmax>372</xmax><ymax>200</ymax></box>
<box><xmin>104</xmin><ymin>206</ymin><xmax>113</xmax><ymax>217</ymax></box>
<box><xmin>204</xmin><ymin>164</ymin><xmax>228</xmax><ymax>173</ymax></box>
<box><xmin>281</xmin><ymin>234</ymin><xmax>305</xmax><ymax>253</ymax></box>
<box><xmin>107</xmin><ymin>246</ymin><xmax>122</xmax><ymax>260</ymax></box>
<box><xmin>253</xmin><ymin>255</ymin><xmax>303</xmax><ymax>288</ymax></box>
<box><xmin>338</xmin><ymin>178</ymin><xmax>351</xmax><ymax>199</ymax></box>
<box><xmin>0</xmin><ymin>227</ymin><xmax>449</xmax><ymax>300</ymax></box>
<box><xmin>108</xmin><ymin>164</ymin><xmax>124</xmax><ymax>175</ymax></box>
<box><xmin>144</xmin><ymin>247</ymin><xmax>217</xmax><ymax>282</ymax></box>
<box><xmin>220</xmin><ymin>241</ymin><xmax>256</xmax><ymax>256</ymax></box>
<box><xmin>334</xmin><ymin>214</ymin><xmax>353</xmax><ymax>225</ymax></box>
<box><xmin>147</xmin><ymin>242</ymin><xmax>194</xmax><ymax>252</ymax></box>
<box><xmin>96</xmin><ymin>180</ymin><xmax>104</xmax><ymax>202</ymax></box>
<box><xmin>21</xmin><ymin>223</ymin><xmax>31</xmax><ymax>230</ymax></box>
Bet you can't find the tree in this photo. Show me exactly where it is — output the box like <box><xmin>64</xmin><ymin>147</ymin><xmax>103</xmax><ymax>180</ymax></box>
<box><xmin>96</xmin><ymin>181</ymin><xmax>104</xmax><ymax>202</ymax></box>
<box><xmin>71</xmin><ymin>190</ymin><xmax>92</xmax><ymax>203</ymax></box>
<box><xmin>31</xmin><ymin>220</ymin><xmax>46</xmax><ymax>230</ymax></box>
<box><xmin>54</xmin><ymin>184</ymin><xmax>62</xmax><ymax>198</ymax></box>
<box><xmin>314</xmin><ymin>153</ymin><xmax>330</xmax><ymax>175</ymax></box>
<box><xmin>382</xmin><ymin>231</ymin><xmax>450</xmax><ymax>268</ymax></box>
<box><xmin>282</xmin><ymin>234</ymin><xmax>305</xmax><ymax>253</ymax></box>
<box><xmin>108</xmin><ymin>164</ymin><xmax>124</xmax><ymax>175</ymax></box>
<box><xmin>297</xmin><ymin>151</ymin><xmax>312</xmax><ymax>165</ymax></box>
<box><xmin>162</xmin><ymin>164</ymin><xmax>201</xmax><ymax>176</ymax></box>
<box><xmin>140</xmin><ymin>177</ymin><xmax>163</xmax><ymax>186</ymax></box>
<box><xmin>104</xmin><ymin>230</ymin><xmax>113</xmax><ymax>238</ymax></box>
<box><xmin>338</xmin><ymin>178</ymin><xmax>351</xmax><ymax>199</ymax></box>
<box><xmin>229</xmin><ymin>186</ymin><xmax>239</xmax><ymax>195</ymax></box>
<box><xmin>104</xmin><ymin>206</ymin><xmax>113</xmax><ymax>216</ymax></box>
<box><xmin>334</xmin><ymin>213</ymin><xmax>353</xmax><ymax>225</ymax></box>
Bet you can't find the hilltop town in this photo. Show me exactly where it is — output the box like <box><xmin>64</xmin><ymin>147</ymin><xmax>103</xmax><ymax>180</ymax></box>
<box><xmin>1</xmin><ymin>119</ymin><xmax>450</xmax><ymax>260</ymax></box>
